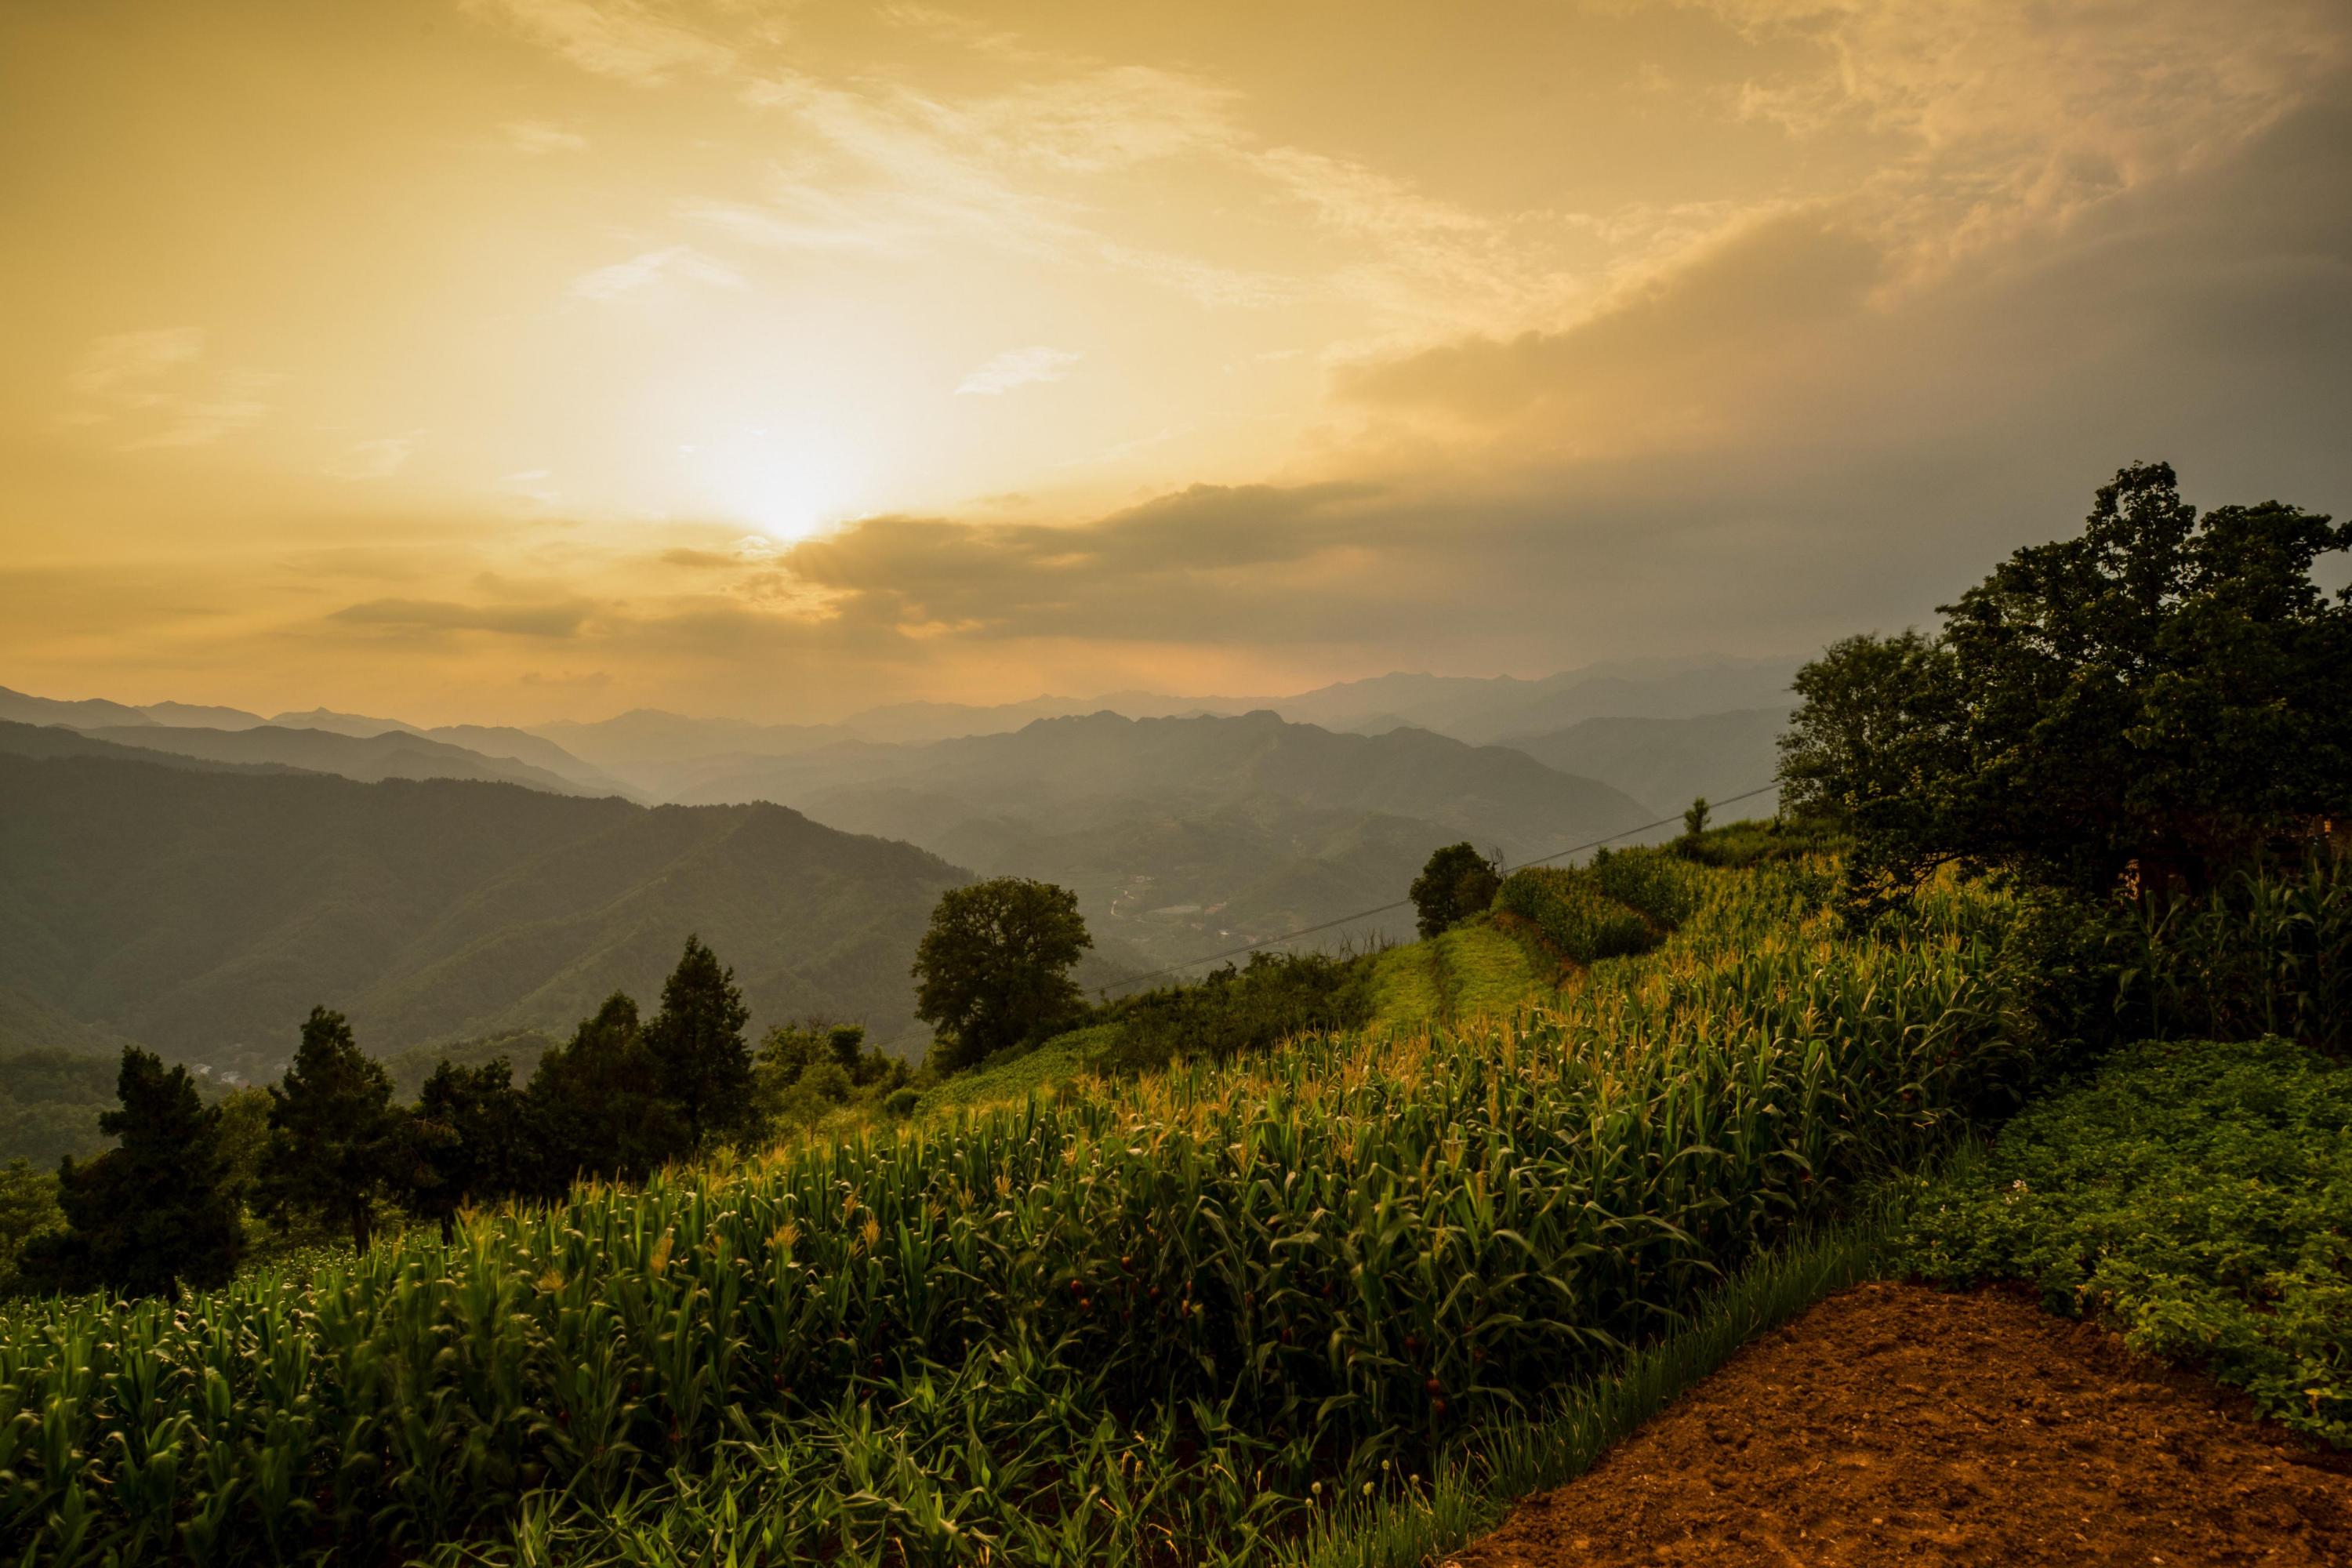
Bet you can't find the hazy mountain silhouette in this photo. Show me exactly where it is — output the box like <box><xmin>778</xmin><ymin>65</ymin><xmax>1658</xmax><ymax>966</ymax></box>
<box><xmin>670</xmin><ymin>710</ymin><xmax>1657</xmax><ymax>970</ymax></box>
<box><xmin>0</xmin><ymin>739</ymin><xmax>993</xmax><ymax>1076</ymax></box>
<box><xmin>1498</xmin><ymin>708</ymin><xmax>1794</xmax><ymax>818</ymax></box>
<box><xmin>74</xmin><ymin>724</ymin><xmax>617</xmax><ymax>797</ymax></box>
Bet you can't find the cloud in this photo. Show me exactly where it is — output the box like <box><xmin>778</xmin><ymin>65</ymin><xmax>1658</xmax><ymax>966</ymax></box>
<box><xmin>327</xmin><ymin>597</ymin><xmax>598</xmax><ymax>637</ymax></box>
<box><xmin>1339</xmin><ymin>209</ymin><xmax>1885</xmax><ymax>430</ymax></box>
<box><xmin>67</xmin><ymin>327</ymin><xmax>206</xmax><ymax>399</ymax></box>
<box><xmin>328</xmin><ymin>433</ymin><xmax>423</xmax><ymax>481</ymax></box>
<box><xmin>568</xmin><ymin>245</ymin><xmax>746</xmax><ymax>300</ymax></box>
<box><xmin>460</xmin><ymin>0</ymin><xmax>735</xmax><ymax>83</ymax></box>
<box><xmin>955</xmin><ymin>346</ymin><xmax>1083</xmax><ymax>396</ymax></box>
<box><xmin>60</xmin><ymin>328</ymin><xmax>281</xmax><ymax>449</ymax></box>
<box><xmin>500</xmin><ymin>118</ymin><xmax>590</xmax><ymax>154</ymax></box>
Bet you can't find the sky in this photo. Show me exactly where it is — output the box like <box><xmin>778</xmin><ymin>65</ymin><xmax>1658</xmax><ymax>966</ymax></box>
<box><xmin>2</xmin><ymin>0</ymin><xmax>2348</xmax><ymax>724</ymax></box>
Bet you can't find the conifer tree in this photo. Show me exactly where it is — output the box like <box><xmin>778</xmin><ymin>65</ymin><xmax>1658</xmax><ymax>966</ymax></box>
<box><xmin>255</xmin><ymin>1007</ymin><xmax>409</xmax><ymax>1252</ymax></box>
<box><xmin>645</xmin><ymin>935</ymin><xmax>754</xmax><ymax>1148</ymax></box>
<box><xmin>527</xmin><ymin>991</ymin><xmax>681</xmax><ymax>1189</ymax></box>
<box><xmin>17</xmin><ymin>1047</ymin><xmax>244</xmax><ymax>1298</ymax></box>
<box><xmin>408</xmin><ymin>1058</ymin><xmax>532</xmax><ymax>1237</ymax></box>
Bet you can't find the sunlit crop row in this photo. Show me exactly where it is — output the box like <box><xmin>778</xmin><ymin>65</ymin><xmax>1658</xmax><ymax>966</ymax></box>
<box><xmin>0</xmin><ymin>853</ymin><xmax>2036</xmax><ymax>1566</ymax></box>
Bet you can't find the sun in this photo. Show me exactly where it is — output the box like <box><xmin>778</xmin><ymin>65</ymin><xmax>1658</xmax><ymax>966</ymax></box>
<box><xmin>695</xmin><ymin>423</ymin><xmax>868</xmax><ymax>542</ymax></box>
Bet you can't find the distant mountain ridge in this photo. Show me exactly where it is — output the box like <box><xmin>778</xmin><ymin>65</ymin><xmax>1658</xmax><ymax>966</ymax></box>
<box><xmin>0</xmin><ymin>734</ymin><xmax>989</xmax><ymax>1075</ymax></box>
<box><xmin>1498</xmin><ymin>708</ymin><xmax>1795</xmax><ymax>818</ymax></box>
<box><xmin>669</xmin><ymin>709</ymin><xmax>1661</xmax><ymax>971</ymax></box>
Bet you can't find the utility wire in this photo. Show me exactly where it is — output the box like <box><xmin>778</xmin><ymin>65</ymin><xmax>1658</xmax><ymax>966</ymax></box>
<box><xmin>1101</xmin><ymin>779</ymin><xmax>1781</xmax><ymax>996</ymax></box>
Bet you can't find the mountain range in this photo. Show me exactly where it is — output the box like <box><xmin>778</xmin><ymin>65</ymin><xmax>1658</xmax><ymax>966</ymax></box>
<box><xmin>0</xmin><ymin>724</ymin><xmax>1001</xmax><ymax>1080</ymax></box>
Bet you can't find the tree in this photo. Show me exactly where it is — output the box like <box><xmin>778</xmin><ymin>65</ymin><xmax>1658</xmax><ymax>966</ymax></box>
<box><xmin>1682</xmin><ymin>797</ymin><xmax>1711</xmax><ymax>840</ymax></box>
<box><xmin>913</xmin><ymin>878</ymin><xmax>1092</xmax><ymax>1073</ymax></box>
<box><xmin>527</xmin><ymin>992</ymin><xmax>681</xmax><ymax>1189</ymax></box>
<box><xmin>16</xmin><ymin>1047</ymin><xmax>244</xmax><ymax>1298</ymax></box>
<box><xmin>0</xmin><ymin>1158</ymin><xmax>64</xmax><ymax>1298</ymax></box>
<box><xmin>255</xmin><ymin>1007</ymin><xmax>410</xmax><ymax>1253</ymax></box>
<box><xmin>1410</xmin><ymin>842</ymin><xmax>1501</xmax><ymax>938</ymax></box>
<box><xmin>646</xmin><ymin>935</ymin><xmax>755</xmax><ymax>1149</ymax></box>
<box><xmin>408</xmin><ymin>1058</ymin><xmax>533</xmax><ymax>1237</ymax></box>
<box><xmin>1781</xmin><ymin>463</ymin><xmax>2352</xmax><ymax>904</ymax></box>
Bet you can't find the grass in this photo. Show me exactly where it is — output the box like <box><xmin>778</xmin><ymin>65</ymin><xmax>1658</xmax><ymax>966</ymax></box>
<box><xmin>1367</xmin><ymin>917</ymin><xmax>1544</xmax><ymax>1033</ymax></box>
<box><xmin>1886</xmin><ymin>1035</ymin><xmax>2352</xmax><ymax>1446</ymax></box>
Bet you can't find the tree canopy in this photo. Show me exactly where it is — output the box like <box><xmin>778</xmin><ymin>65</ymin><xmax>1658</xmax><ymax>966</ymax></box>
<box><xmin>1409</xmin><ymin>842</ymin><xmax>1501</xmax><ymax>938</ymax></box>
<box><xmin>646</xmin><ymin>935</ymin><xmax>755</xmax><ymax>1149</ymax></box>
<box><xmin>16</xmin><ymin>1047</ymin><xmax>242</xmax><ymax>1298</ymax></box>
<box><xmin>255</xmin><ymin>1007</ymin><xmax>410</xmax><ymax>1252</ymax></box>
<box><xmin>912</xmin><ymin>878</ymin><xmax>1092</xmax><ymax>1073</ymax></box>
<box><xmin>1781</xmin><ymin>463</ymin><xmax>2352</xmax><ymax>904</ymax></box>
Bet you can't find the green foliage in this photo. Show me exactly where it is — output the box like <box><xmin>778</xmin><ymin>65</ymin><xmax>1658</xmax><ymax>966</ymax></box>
<box><xmin>0</xmin><ymin>857</ymin><xmax>2044</xmax><ymax>1566</ymax></box>
<box><xmin>254</xmin><ymin>1009</ymin><xmax>408</xmax><ymax>1252</ymax></box>
<box><xmin>1681</xmin><ymin>797</ymin><xmax>1709</xmax><ymax>838</ymax></box>
<box><xmin>16</xmin><ymin>1048</ymin><xmax>243</xmax><ymax>1299</ymax></box>
<box><xmin>2129</xmin><ymin>854</ymin><xmax>2352</xmax><ymax>1051</ymax></box>
<box><xmin>0</xmin><ymin>1050</ymin><xmax>117</xmax><ymax>1165</ymax></box>
<box><xmin>523</xmin><ymin>992</ymin><xmax>682</xmax><ymax>1189</ymax></box>
<box><xmin>913</xmin><ymin>877</ymin><xmax>1093</xmax><ymax>1073</ymax></box>
<box><xmin>1495</xmin><ymin>866</ymin><xmax>1656</xmax><ymax>964</ymax></box>
<box><xmin>1780</xmin><ymin>463</ymin><xmax>2352</xmax><ymax>904</ymax></box>
<box><xmin>1369</xmin><ymin>921</ymin><xmax>1542</xmax><ymax>1032</ymax></box>
<box><xmin>753</xmin><ymin>1021</ymin><xmax>909</xmax><ymax>1131</ymax></box>
<box><xmin>1889</xmin><ymin>1037</ymin><xmax>2352</xmax><ymax>1446</ymax></box>
<box><xmin>408</xmin><ymin>1059</ymin><xmax>535</xmax><ymax>1238</ymax></box>
<box><xmin>1675</xmin><ymin>816</ymin><xmax>1843</xmax><ymax>869</ymax></box>
<box><xmin>1584</xmin><ymin>846</ymin><xmax>1706</xmax><ymax>930</ymax></box>
<box><xmin>0</xmin><ymin>1160</ymin><xmax>63</xmax><ymax>1298</ymax></box>
<box><xmin>645</xmin><ymin>935</ymin><xmax>753</xmax><ymax>1149</ymax></box>
<box><xmin>1408</xmin><ymin>843</ymin><xmax>1501</xmax><ymax>938</ymax></box>
<box><xmin>1091</xmin><ymin>949</ymin><xmax>1377</xmax><ymax>1074</ymax></box>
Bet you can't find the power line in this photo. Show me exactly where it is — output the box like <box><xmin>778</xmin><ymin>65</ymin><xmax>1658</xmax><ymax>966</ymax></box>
<box><xmin>1100</xmin><ymin>780</ymin><xmax>1781</xmax><ymax>996</ymax></box>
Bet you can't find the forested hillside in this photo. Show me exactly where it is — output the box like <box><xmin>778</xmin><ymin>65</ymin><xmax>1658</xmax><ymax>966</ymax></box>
<box><xmin>0</xmin><ymin>747</ymin><xmax>978</xmax><ymax>1079</ymax></box>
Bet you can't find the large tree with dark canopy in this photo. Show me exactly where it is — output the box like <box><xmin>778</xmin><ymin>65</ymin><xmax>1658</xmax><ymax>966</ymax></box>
<box><xmin>16</xmin><ymin>1047</ymin><xmax>244</xmax><ymax>1298</ymax></box>
<box><xmin>407</xmin><ymin>1058</ymin><xmax>534</xmax><ymax>1236</ymax></box>
<box><xmin>528</xmin><ymin>991</ymin><xmax>682</xmax><ymax>1188</ymax></box>
<box><xmin>646</xmin><ymin>936</ymin><xmax>755</xmax><ymax>1149</ymax></box>
<box><xmin>1781</xmin><ymin>463</ymin><xmax>2352</xmax><ymax>904</ymax></box>
<box><xmin>255</xmin><ymin>1007</ymin><xmax>411</xmax><ymax>1252</ymax></box>
<box><xmin>913</xmin><ymin>877</ymin><xmax>1092</xmax><ymax>1073</ymax></box>
<box><xmin>1409</xmin><ymin>842</ymin><xmax>1501</xmax><ymax>937</ymax></box>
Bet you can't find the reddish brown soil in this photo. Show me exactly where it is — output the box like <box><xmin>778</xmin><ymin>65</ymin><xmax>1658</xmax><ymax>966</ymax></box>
<box><xmin>1445</xmin><ymin>1282</ymin><xmax>2350</xmax><ymax>1568</ymax></box>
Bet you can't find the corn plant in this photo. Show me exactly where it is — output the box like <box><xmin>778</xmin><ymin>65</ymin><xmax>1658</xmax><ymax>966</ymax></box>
<box><xmin>0</xmin><ymin>855</ymin><xmax>2037</xmax><ymax>1567</ymax></box>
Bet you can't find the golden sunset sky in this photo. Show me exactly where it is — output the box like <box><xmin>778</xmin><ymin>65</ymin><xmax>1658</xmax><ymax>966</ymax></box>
<box><xmin>4</xmin><ymin>0</ymin><xmax>2348</xmax><ymax>723</ymax></box>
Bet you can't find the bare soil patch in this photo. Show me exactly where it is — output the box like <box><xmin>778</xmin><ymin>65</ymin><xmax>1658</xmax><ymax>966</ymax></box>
<box><xmin>1445</xmin><ymin>1281</ymin><xmax>2350</xmax><ymax>1567</ymax></box>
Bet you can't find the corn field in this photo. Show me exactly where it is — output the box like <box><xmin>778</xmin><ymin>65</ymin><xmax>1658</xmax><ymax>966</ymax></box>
<box><xmin>0</xmin><ymin>855</ymin><xmax>2038</xmax><ymax>1566</ymax></box>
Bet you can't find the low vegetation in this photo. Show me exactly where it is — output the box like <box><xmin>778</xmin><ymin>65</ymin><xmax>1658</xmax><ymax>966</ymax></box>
<box><xmin>1890</xmin><ymin>1036</ymin><xmax>2351</xmax><ymax>1446</ymax></box>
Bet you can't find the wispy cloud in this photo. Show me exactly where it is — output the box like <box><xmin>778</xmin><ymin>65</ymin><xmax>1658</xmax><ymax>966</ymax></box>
<box><xmin>328</xmin><ymin>432</ymin><xmax>423</xmax><ymax>481</ymax></box>
<box><xmin>63</xmin><ymin>328</ymin><xmax>280</xmax><ymax>448</ymax></box>
<box><xmin>459</xmin><ymin>0</ymin><xmax>735</xmax><ymax>84</ymax></box>
<box><xmin>568</xmin><ymin>245</ymin><xmax>746</xmax><ymax>300</ymax></box>
<box><xmin>500</xmin><ymin>118</ymin><xmax>590</xmax><ymax>154</ymax></box>
<box><xmin>67</xmin><ymin>327</ymin><xmax>207</xmax><ymax>399</ymax></box>
<box><xmin>328</xmin><ymin>597</ymin><xmax>597</xmax><ymax>637</ymax></box>
<box><xmin>956</xmin><ymin>346</ymin><xmax>1083</xmax><ymax>396</ymax></box>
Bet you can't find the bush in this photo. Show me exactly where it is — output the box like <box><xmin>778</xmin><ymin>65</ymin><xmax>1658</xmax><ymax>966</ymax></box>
<box><xmin>1889</xmin><ymin>1036</ymin><xmax>2352</xmax><ymax>1446</ymax></box>
<box><xmin>1091</xmin><ymin>949</ymin><xmax>1376</xmax><ymax>1075</ymax></box>
<box><xmin>882</xmin><ymin>1087</ymin><xmax>920</xmax><ymax>1120</ymax></box>
<box><xmin>1497</xmin><ymin>866</ymin><xmax>1657</xmax><ymax>964</ymax></box>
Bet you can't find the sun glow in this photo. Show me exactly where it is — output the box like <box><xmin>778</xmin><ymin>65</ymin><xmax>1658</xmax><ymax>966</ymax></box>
<box><xmin>695</xmin><ymin>424</ymin><xmax>869</xmax><ymax>542</ymax></box>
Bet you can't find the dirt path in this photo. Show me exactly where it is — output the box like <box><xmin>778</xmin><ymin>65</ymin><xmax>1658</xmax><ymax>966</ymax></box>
<box><xmin>1445</xmin><ymin>1282</ymin><xmax>2350</xmax><ymax>1568</ymax></box>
